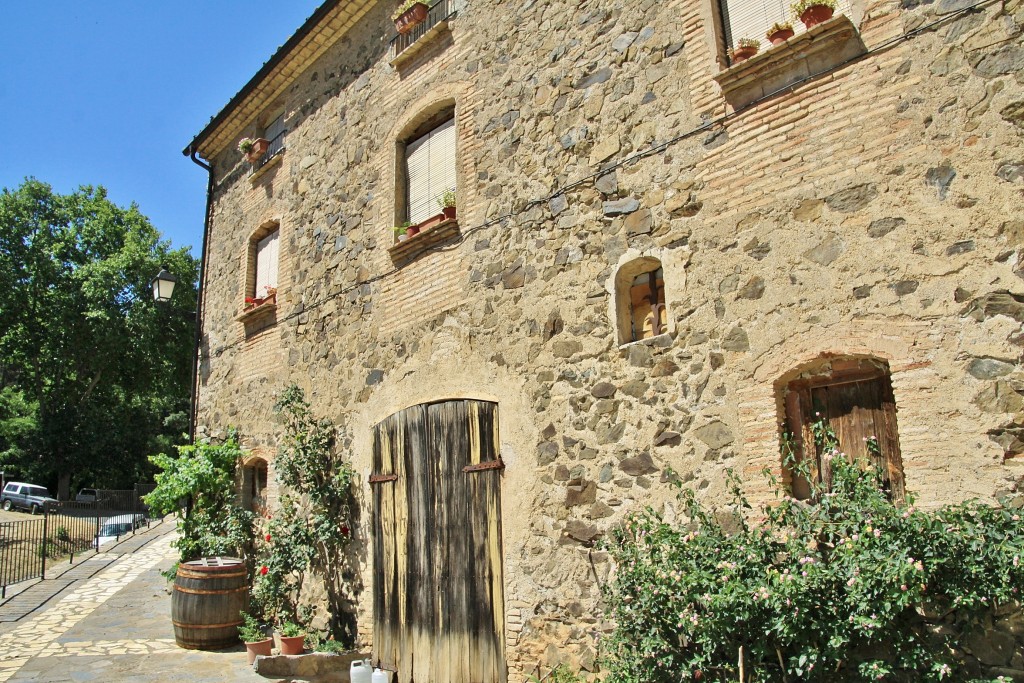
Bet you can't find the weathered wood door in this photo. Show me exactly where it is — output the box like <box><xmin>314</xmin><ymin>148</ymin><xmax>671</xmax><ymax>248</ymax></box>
<box><xmin>372</xmin><ymin>400</ymin><xmax>506</xmax><ymax>683</ymax></box>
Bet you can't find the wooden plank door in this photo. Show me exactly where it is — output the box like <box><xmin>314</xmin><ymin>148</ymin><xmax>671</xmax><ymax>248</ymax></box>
<box><xmin>372</xmin><ymin>400</ymin><xmax>506</xmax><ymax>683</ymax></box>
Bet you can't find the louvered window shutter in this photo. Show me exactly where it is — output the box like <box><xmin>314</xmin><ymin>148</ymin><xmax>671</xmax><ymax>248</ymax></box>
<box><xmin>721</xmin><ymin>0</ymin><xmax>852</xmax><ymax>50</ymax></box>
<box><xmin>406</xmin><ymin>118</ymin><xmax>457</xmax><ymax>224</ymax></box>
<box><xmin>255</xmin><ymin>229</ymin><xmax>279</xmax><ymax>295</ymax></box>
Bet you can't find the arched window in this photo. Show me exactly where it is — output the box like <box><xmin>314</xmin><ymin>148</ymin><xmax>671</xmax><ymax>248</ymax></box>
<box><xmin>241</xmin><ymin>458</ymin><xmax>269</xmax><ymax>516</ymax></box>
<box><xmin>614</xmin><ymin>257</ymin><xmax>668</xmax><ymax>345</ymax></box>
<box><xmin>778</xmin><ymin>357</ymin><xmax>905</xmax><ymax>502</ymax></box>
<box><xmin>246</xmin><ymin>222</ymin><xmax>280</xmax><ymax>303</ymax></box>
<box><xmin>397</xmin><ymin>106</ymin><xmax>457</xmax><ymax>231</ymax></box>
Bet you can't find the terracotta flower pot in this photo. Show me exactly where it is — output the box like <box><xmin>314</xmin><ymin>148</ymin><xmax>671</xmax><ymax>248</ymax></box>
<box><xmin>768</xmin><ymin>28</ymin><xmax>794</xmax><ymax>45</ymax></box>
<box><xmin>441</xmin><ymin>205</ymin><xmax>457</xmax><ymax>220</ymax></box>
<box><xmin>278</xmin><ymin>634</ymin><xmax>305</xmax><ymax>655</ymax></box>
<box><xmin>245</xmin><ymin>638</ymin><xmax>273</xmax><ymax>665</ymax></box>
<box><xmin>731</xmin><ymin>45</ymin><xmax>759</xmax><ymax>63</ymax></box>
<box><xmin>405</xmin><ymin>224</ymin><xmax>420</xmax><ymax>237</ymax></box>
<box><xmin>245</xmin><ymin>138</ymin><xmax>270</xmax><ymax>164</ymax></box>
<box><xmin>799</xmin><ymin>5</ymin><xmax>834</xmax><ymax>28</ymax></box>
<box><xmin>394</xmin><ymin>2</ymin><xmax>429</xmax><ymax>34</ymax></box>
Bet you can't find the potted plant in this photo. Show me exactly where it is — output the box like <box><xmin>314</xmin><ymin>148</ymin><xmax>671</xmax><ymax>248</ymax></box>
<box><xmin>767</xmin><ymin>21</ymin><xmax>794</xmax><ymax>45</ymax></box>
<box><xmin>277</xmin><ymin>621</ymin><xmax>306</xmax><ymax>655</ymax></box>
<box><xmin>792</xmin><ymin>0</ymin><xmax>837</xmax><ymax>28</ymax></box>
<box><xmin>394</xmin><ymin>225</ymin><xmax>409</xmax><ymax>242</ymax></box>
<box><xmin>404</xmin><ymin>221</ymin><xmax>421</xmax><ymax>238</ymax></box>
<box><xmin>392</xmin><ymin>0</ymin><xmax>429</xmax><ymax>34</ymax></box>
<box><xmin>729</xmin><ymin>38</ymin><xmax>760</xmax><ymax>64</ymax></box>
<box><xmin>436</xmin><ymin>188</ymin><xmax>457</xmax><ymax>220</ymax></box>
<box><xmin>238</xmin><ymin>137</ymin><xmax>270</xmax><ymax>164</ymax></box>
<box><xmin>239</xmin><ymin>612</ymin><xmax>272</xmax><ymax>665</ymax></box>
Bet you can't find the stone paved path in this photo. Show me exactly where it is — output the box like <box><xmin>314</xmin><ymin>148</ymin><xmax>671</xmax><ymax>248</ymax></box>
<box><xmin>0</xmin><ymin>523</ymin><xmax>267</xmax><ymax>682</ymax></box>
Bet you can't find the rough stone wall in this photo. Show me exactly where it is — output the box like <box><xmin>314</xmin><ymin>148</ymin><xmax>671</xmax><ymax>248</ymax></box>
<box><xmin>194</xmin><ymin>0</ymin><xmax>1024</xmax><ymax>679</ymax></box>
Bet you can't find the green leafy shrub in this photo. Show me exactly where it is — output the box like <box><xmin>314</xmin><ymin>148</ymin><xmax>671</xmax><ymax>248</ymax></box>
<box><xmin>238</xmin><ymin>612</ymin><xmax>267</xmax><ymax>643</ymax></box>
<box><xmin>313</xmin><ymin>638</ymin><xmax>351</xmax><ymax>654</ymax></box>
<box><xmin>603</xmin><ymin>428</ymin><xmax>1024</xmax><ymax>682</ymax></box>
<box><xmin>144</xmin><ymin>432</ymin><xmax>254</xmax><ymax>564</ymax></box>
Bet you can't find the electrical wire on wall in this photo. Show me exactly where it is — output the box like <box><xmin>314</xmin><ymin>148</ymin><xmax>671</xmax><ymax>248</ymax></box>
<box><xmin>202</xmin><ymin>0</ymin><xmax>999</xmax><ymax>363</ymax></box>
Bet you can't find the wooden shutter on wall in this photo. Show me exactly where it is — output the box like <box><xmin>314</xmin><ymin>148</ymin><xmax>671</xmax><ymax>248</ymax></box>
<box><xmin>254</xmin><ymin>229</ymin><xmax>279</xmax><ymax>295</ymax></box>
<box><xmin>406</xmin><ymin>118</ymin><xmax>457</xmax><ymax>224</ymax></box>
<box><xmin>720</xmin><ymin>0</ymin><xmax>853</xmax><ymax>50</ymax></box>
<box><xmin>784</xmin><ymin>367</ymin><xmax>905</xmax><ymax>503</ymax></box>
<box><xmin>372</xmin><ymin>400</ymin><xmax>506</xmax><ymax>683</ymax></box>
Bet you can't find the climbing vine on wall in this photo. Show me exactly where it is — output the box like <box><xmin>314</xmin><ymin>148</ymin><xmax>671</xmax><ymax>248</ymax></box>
<box><xmin>251</xmin><ymin>385</ymin><xmax>356</xmax><ymax>640</ymax></box>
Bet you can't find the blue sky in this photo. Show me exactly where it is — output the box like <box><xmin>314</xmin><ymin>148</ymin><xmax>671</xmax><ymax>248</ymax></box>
<box><xmin>1</xmin><ymin>1</ymin><xmax>322</xmax><ymax>257</ymax></box>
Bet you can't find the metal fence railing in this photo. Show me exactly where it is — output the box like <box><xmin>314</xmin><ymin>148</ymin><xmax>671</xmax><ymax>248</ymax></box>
<box><xmin>0</xmin><ymin>486</ymin><xmax>161</xmax><ymax>598</ymax></box>
<box><xmin>389</xmin><ymin>0</ymin><xmax>457</xmax><ymax>60</ymax></box>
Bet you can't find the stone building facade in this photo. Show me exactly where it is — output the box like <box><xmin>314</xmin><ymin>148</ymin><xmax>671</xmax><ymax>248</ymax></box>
<box><xmin>184</xmin><ymin>0</ymin><xmax>1024</xmax><ymax>679</ymax></box>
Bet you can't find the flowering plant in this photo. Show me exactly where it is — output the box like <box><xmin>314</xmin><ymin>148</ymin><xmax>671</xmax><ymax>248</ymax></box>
<box><xmin>238</xmin><ymin>137</ymin><xmax>257</xmax><ymax>154</ymax></box>
<box><xmin>602</xmin><ymin>420</ymin><xmax>1024</xmax><ymax>682</ymax></box>
<box><xmin>250</xmin><ymin>386</ymin><xmax>356</xmax><ymax>636</ymax></box>
<box><xmin>391</xmin><ymin>0</ymin><xmax>423</xmax><ymax>20</ymax></box>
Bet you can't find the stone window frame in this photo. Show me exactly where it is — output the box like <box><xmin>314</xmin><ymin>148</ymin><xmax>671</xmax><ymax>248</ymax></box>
<box><xmin>608</xmin><ymin>249</ymin><xmax>681</xmax><ymax>349</ymax></box>
<box><xmin>776</xmin><ymin>356</ymin><xmax>906</xmax><ymax>503</ymax></box>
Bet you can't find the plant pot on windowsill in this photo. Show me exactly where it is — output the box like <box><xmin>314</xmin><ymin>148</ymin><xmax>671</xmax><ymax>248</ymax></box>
<box><xmin>792</xmin><ymin>0</ymin><xmax>836</xmax><ymax>28</ymax></box>
<box><xmin>393</xmin><ymin>2</ymin><xmax>429</xmax><ymax>34</ymax></box>
<box><xmin>245</xmin><ymin>638</ymin><xmax>273</xmax><ymax>665</ymax></box>
<box><xmin>767</xmin><ymin>22</ymin><xmax>795</xmax><ymax>45</ymax></box>
<box><xmin>245</xmin><ymin>138</ymin><xmax>270</xmax><ymax>164</ymax></box>
<box><xmin>729</xmin><ymin>40</ymin><xmax>760</xmax><ymax>64</ymax></box>
<box><xmin>441</xmin><ymin>205</ymin><xmax>457</xmax><ymax>220</ymax></box>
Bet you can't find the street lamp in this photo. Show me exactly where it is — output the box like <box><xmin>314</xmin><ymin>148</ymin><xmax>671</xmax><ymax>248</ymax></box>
<box><xmin>150</xmin><ymin>265</ymin><xmax>178</xmax><ymax>303</ymax></box>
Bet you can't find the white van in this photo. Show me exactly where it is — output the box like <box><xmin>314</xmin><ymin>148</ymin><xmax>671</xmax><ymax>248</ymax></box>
<box><xmin>93</xmin><ymin>513</ymin><xmax>146</xmax><ymax>547</ymax></box>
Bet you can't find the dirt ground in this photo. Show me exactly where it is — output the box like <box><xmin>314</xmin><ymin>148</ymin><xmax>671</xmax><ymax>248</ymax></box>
<box><xmin>0</xmin><ymin>509</ymin><xmax>37</xmax><ymax>523</ymax></box>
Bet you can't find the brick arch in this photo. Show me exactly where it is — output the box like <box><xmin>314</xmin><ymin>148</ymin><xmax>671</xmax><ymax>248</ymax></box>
<box><xmin>385</xmin><ymin>81</ymin><xmax>478</xmax><ymax>235</ymax></box>
<box><xmin>737</xmin><ymin>320</ymin><xmax>931</xmax><ymax>500</ymax></box>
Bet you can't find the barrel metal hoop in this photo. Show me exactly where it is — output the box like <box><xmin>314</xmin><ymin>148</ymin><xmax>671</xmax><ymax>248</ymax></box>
<box><xmin>172</xmin><ymin>619</ymin><xmax>244</xmax><ymax>629</ymax></box>
<box><xmin>173</xmin><ymin>585</ymin><xmax>249</xmax><ymax>596</ymax></box>
<box><xmin>177</xmin><ymin>569</ymin><xmax>248</xmax><ymax>580</ymax></box>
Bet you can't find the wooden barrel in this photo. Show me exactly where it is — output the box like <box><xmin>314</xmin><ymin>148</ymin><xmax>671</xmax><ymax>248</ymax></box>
<box><xmin>171</xmin><ymin>557</ymin><xmax>248</xmax><ymax>650</ymax></box>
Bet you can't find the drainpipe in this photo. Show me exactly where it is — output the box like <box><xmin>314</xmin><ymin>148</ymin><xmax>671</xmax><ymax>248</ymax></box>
<box><xmin>184</xmin><ymin>145</ymin><xmax>213</xmax><ymax>444</ymax></box>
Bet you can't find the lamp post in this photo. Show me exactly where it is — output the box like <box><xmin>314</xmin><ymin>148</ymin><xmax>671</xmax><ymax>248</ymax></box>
<box><xmin>151</xmin><ymin>265</ymin><xmax>199</xmax><ymax>443</ymax></box>
<box><xmin>150</xmin><ymin>265</ymin><xmax>178</xmax><ymax>303</ymax></box>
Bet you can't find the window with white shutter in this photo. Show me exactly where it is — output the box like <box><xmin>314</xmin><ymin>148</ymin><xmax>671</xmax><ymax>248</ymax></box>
<box><xmin>405</xmin><ymin>117</ymin><xmax>456</xmax><ymax>225</ymax></box>
<box><xmin>720</xmin><ymin>0</ymin><xmax>852</xmax><ymax>51</ymax></box>
<box><xmin>254</xmin><ymin>229</ymin><xmax>279</xmax><ymax>298</ymax></box>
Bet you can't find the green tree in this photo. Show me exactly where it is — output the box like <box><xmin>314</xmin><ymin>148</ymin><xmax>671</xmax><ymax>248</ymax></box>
<box><xmin>0</xmin><ymin>178</ymin><xmax>197</xmax><ymax>496</ymax></box>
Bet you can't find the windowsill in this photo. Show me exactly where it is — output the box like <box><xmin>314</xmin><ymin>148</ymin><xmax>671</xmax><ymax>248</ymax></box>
<box><xmin>618</xmin><ymin>332</ymin><xmax>674</xmax><ymax>351</ymax></box>
<box><xmin>388</xmin><ymin>216</ymin><xmax>460</xmax><ymax>266</ymax></box>
<box><xmin>714</xmin><ymin>15</ymin><xmax>865</xmax><ymax>110</ymax></box>
<box><xmin>250</xmin><ymin>150</ymin><xmax>284</xmax><ymax>182</ymax></box>
<box><xmin>236</xmin><ymin>298</ymin><xmax>277</xmax><ymax>323</ymax></box>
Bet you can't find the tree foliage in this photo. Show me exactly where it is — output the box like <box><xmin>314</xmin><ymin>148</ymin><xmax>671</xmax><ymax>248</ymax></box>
<box><xmin>0</xmin><ymin>178</ymin><xmax>197</xmax><ymax>494</ymax></box>
<box><xmin>603</xmin><ymin>428</ymin><xmax>1024</xmax><ymax>682</ymax></box>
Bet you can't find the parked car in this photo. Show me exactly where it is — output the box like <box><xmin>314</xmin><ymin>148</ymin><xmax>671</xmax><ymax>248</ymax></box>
<box><xmin>75</xmin><ymin>488</ymin><xmax>98</xmax><ymax>503</ymax></box>
<box><xmin>1</xmin><ymin>481</ymin><xmax>58</xmax><ymax>514</ymax></box>
<box><xmin>93</xmin><ymin>513</ymin><xmax>147</xmax><ymax>548</ymax></box>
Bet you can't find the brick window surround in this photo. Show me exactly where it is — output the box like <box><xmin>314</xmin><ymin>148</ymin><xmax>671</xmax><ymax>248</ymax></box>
<box><xmin>780</xmin><ymin>357</ymin><xmax>906</xmax><ymax>503</ymax></box>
